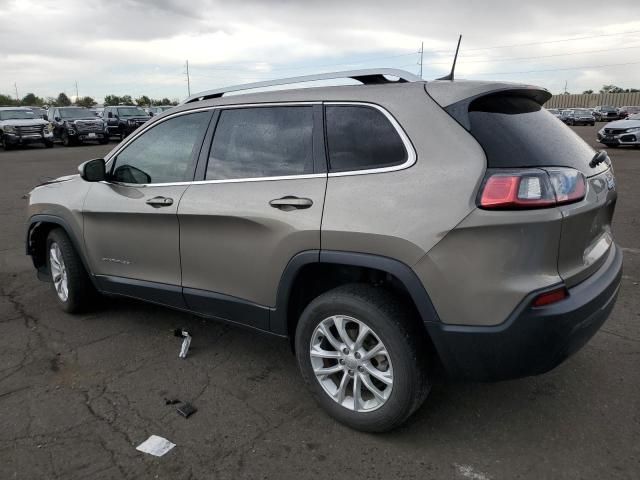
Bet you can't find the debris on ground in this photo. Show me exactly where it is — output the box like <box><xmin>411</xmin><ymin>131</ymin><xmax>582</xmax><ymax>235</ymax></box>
<box><xmin>136</xmin><ymin>435</ymin><xmax>175</xmax><ymax>457</ymax></box>
<box><xmin>177</xmin><ymin>402</ymin><xmax>197</xmax><ymax>418</ymax></box>
<box><xmin>173</xmin><ymin>328</ymin><xmax>192</xmax><ymax>358</ymax></box>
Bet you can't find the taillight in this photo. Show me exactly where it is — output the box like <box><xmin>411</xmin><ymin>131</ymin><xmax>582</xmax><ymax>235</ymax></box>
<box><xmin>532</xmin><ymin>287</ymin><xmax>568</xmax><ymax>307</ymax></box>
<box><xmin>479</xmin><ymin>168</ymin><xmax>586</xmax><ymax>209</ymax></box>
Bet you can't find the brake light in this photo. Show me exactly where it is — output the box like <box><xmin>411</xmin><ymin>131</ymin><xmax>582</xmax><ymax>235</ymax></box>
<box><xmin>479</xmin><ymin>168</ymin><xmax>586</xmax><ymax>209</ymax></box>
<box><xmin>532</xmin><ymin>287</ymin><xmax>568</xmax><ymax>307</ymax></box>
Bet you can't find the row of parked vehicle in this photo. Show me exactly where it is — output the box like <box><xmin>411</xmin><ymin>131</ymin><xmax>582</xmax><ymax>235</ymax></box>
<box><xmin>545</xmin><ymin>106</ymin><xmax>640</xmax><ymax>147</ymax></box>
<box><xmin>548</xmin><ymin>105</ymin><xmax>640</xmax><ymax>125</ymax></box>
<box><xmin>0</xmin><ymin>104</ymin><xmax>174</xmax><ymax>150</ymax></box>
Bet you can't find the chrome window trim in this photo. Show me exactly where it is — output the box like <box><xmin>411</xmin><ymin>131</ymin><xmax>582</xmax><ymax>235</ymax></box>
<box><xmin>106</xmin><ymin>173</ymin><xmax>327</xmax><ymax>188</ymax></box>
<box><xmin>104</xmin><ymin>101</ymin><xmax>415</xmax><ymax>187</ymax></box>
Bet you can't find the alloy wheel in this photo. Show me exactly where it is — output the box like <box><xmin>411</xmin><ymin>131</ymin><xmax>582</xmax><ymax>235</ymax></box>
<box><xmin>49</xmin><ymin>242</ymin><xmax>69</xmax><ymax>302</ymax></box>
<box><xmin>310</xmin><ymin>315</ymin><xmax>393</xmax><ymax>412</ymax></box>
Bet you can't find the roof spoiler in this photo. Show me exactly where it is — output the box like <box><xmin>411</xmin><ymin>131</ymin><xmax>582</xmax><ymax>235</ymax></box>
<box><xmin>433</xmin><ymin>87</ymin><xmax>552</xmax><ymax>131</ymax></box>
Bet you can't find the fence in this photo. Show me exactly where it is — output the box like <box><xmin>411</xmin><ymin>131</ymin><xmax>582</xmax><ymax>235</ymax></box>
<box><xmin>545</xmin><ymin>92</ymin><xmax>640</xmax><ymax>109</ymax></box>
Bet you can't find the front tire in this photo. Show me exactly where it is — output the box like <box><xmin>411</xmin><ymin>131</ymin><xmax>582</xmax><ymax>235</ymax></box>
<box><xmin>295</xmin><ymin>284</ymin><xmax>430</xmax><ymax>432</ymax></box>
<box><xmin>46</xmin><ymin>229</ymin><xmax>96</xmax><ymax>313</ymax></box>
<box><xmin>62</xmin><ymin>132</ymin><xmax>73</xmax><ymax>147</ymax></box>
<box><xmin>1</xmin><ymin>134</ymin><xmax>14</xmax><ymax>150</ymax></box>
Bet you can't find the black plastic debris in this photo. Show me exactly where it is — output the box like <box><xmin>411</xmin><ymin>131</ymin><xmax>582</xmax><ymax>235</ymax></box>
<box><xmin>177</xmin><ymin>402</ymin><xmax>197</xmax><ymax>418</ymax></box>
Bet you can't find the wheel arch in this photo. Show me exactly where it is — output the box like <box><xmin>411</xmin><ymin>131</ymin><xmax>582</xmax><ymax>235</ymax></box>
<box><xmin>26</xmin><ymin>214</ymin><xmax>96</xmax><ymax>286</ymax></box>
<box><xmin>270</xmin><ymin>250</ymin><xmax>441</xmax><ymax>342</ymax></box>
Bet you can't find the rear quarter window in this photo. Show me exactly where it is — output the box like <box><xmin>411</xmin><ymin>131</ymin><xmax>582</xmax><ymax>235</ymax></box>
<box><xmin>325</xmin><ymin>105</ymin><xmax>407</xmax><ymax>172</ymax></box>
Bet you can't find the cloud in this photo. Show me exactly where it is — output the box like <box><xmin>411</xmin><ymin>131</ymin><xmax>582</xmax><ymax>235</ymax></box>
<box><xmin>1</xmin><ymin>0</ymin><xmax>639</xmax><ymax>101</ymax></box>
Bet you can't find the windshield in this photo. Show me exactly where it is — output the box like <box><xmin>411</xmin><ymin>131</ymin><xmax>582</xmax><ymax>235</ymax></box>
<box><xmin>60</xmin><ymin>108</ymin><xmax>94</xmax><ymax>119</ymax></box>
<box><xmin>117</xmin><ymin>107</ymin><xmax>147</xmax><ymax>117</ymax></box>
<box><xmin>0</xmin><ymin>110</ymin><xmax>36</xmax><ymax>120</ymax></box>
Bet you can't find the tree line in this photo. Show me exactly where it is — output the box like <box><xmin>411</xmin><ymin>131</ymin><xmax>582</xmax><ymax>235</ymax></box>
<box><xmin>0</xmin><ymin>92</ymin><xmax>179</xmax><ymax>108</ymax></box>
<box><xmin>579</xmin><ymin>85</ymin><xmax>640</xmax><ymax>94</ymax></box>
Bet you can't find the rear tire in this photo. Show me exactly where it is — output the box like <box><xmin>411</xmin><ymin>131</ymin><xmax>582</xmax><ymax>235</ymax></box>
<box><xmin>46</xmin><ymin>229</ymin><xmax>97</xmax><ymax>313</ymax></box>
<box><xmin>295</xmin><ymin>284</ymin><xmax>430</xmax><ymax>432</ymax></box>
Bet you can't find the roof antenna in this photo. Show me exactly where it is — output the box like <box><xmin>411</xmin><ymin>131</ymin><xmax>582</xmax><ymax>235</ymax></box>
<box><xmin>436</xmin><ymin>34</ymin><xmax>462</xmax><ymax>81</ymax></box>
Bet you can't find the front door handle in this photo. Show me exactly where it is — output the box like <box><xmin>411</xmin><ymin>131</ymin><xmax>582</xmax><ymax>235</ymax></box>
<box><xmin>146</xmin><ymin>196</ymin><xmax>174</xmax><ymax>207</ymax></box>
<box><xmin>269</xmin><ymin>196</ymin><xmax>313</xmax><ymax>211</ymax></box>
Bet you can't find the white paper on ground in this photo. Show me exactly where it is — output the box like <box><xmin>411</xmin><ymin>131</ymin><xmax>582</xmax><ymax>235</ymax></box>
<box><xmin>136</xmin><ymin>435</ymin><xmax>176</xmax><ymax>457</ymax></box>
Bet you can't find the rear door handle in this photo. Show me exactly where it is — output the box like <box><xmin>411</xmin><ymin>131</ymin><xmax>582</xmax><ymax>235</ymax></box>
<box><xmin>146</xmin><ymin>196</ymin><xmax>173</xmax><ymax>207</ymax></box>
<box><xmin>269</xmin><ymin>196</ymin><xmax>313</xmax><ymax>211</ymax></box>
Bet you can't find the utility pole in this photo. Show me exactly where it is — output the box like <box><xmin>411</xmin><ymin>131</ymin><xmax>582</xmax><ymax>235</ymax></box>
<box><xmin>14</xmin><ymin>82</ymin><xmax>19</xmax><ymax>102</ymax></box>
<box><xmin>185</xmin><ymin>60</ymin><xmax>191</xmax><ymax>96</ymax></box>
<box><xmin>419</xmin><ymin>42</ymin><xmax>424</xmax><ymax>79</ymax></box>
<box><xmin>75</xmin><ymin>81</ymin><xmax>79</xmax><ymax>100</ymax></box>
<box><xmin>564</xmin><ymin>80</ymin><xmax>568</xmax><ymax>94</ymax></box>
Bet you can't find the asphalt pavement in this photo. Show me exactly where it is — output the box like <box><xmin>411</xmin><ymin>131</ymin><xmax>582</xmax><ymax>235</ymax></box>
<box><xmin>0</xmin><ymin>126</ymin><xmax>638</xmax><ymax>479</ymax></box>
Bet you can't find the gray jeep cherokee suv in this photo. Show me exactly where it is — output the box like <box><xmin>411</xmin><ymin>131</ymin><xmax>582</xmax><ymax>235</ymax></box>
<box><xmin>26</xmin><ymin>69</ymin><xmax>622</xmax><ymax>432</ymax></box>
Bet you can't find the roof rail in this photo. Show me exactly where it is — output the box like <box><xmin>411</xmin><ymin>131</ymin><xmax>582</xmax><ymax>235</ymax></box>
<box><xmin>181</xmin><ymin>68</ymin><xmax>422</xmax><ymax>104</ymax></box>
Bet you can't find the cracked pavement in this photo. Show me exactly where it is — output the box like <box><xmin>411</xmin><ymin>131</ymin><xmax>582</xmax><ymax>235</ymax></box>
<box><xmin>1</xmin><ymin>128</ymin><xmax>639</xmax><ymax>479</ymax></box>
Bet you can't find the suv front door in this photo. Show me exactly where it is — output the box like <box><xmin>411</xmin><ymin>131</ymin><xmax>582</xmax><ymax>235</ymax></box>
<box><xmin>83</xmin><ymin>110</ymin><xmax>212</xmax><ymax>307</ymax></box>
<box><xmin>178</xmin><ymin>105</ymin><xmax>327</xmax><ymax>330</ymax></box>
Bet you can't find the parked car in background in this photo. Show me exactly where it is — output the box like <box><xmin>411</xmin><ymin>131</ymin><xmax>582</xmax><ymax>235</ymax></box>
<box><xmin>49</xmin><ymin>106</ymin><xmax>108</xmax><ymax>146</ymax></box>
<box><xmin>617</xmin><ymin>106</ymin><xmax>640</xmax><ymax>119</ymax></box>
<box><xmin>0</xmin><ymin>107</ymin><xmax>53</xmax><ymax>149</ymax></box>
<box><xmin>593</xmin><ymin>105</ymin><xmax>619</xmax><ymax>122</ymax></box>
<box><xmin>560</xmin><ymin>108</ymin><xmax>595</xmax><ymax>126</ymax></box>
<box><xmin>148</xmin><ymin>105</ymin><xmax>174</xmax><ymax>117</ymax></box>
<box><xmin>597</xmin><ymin>113</ymin><xmax>640</xmax><ymax>148</ymax></box>
<box><xmin>104</xmin><ymin>105</ymin><xmax>150</xmax><ymax>140</ymax></box>
<box><xmin>28</xmin><ymin>107</ymin><xmax>47</xmax><ymax>119</ymax></box>
<box><xmin>547</xmin><ymin>108</ymin><xmax>562</xmax><ymax>119</ymax></box>
<box><xmin>24</xmin><ymin>69</ymin><xmax>622</xmax><ymax>432</ymax></box>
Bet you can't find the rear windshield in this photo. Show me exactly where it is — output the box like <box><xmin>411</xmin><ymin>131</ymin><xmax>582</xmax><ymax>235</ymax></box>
<box><xmin>467</xmin><ymin>95</ymin><xmax>608</xmax><ymax>176</ymax></box>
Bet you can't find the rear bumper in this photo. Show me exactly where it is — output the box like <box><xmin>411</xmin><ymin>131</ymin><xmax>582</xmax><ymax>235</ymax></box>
<box><xmin>427</xmin><ymin>244</ymin><xmax>623</xmax><ymax>381</ymax></box>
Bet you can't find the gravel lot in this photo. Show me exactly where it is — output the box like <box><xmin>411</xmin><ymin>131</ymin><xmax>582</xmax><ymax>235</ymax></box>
<box><xmin>1</xmin><ymin>126</ymin><xmax>639</xmax><ymax>480</ymax></box>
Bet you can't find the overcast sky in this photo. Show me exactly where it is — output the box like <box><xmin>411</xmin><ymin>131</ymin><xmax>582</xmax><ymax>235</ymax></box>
<box><xmin>1</xmin><ymin>0</ymin><xmax>639</xmax><ymax>103</ymax></box>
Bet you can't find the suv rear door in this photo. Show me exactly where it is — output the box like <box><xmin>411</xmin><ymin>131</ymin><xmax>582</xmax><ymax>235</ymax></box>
<box><xmin>178</xmin><ymin>104</ymin><xmax>327</xmax><ymax>330</ymax></box>
<box><xmin>83</xmin><ymin>110</ymin><xmax>212</xmax><ymax>306</ymax></box>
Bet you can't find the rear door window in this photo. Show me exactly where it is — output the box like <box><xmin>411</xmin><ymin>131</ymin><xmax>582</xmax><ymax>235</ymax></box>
<box><xmin>325</xmin><ymin>105</ymin><xmax>407</xmax><ymax>172</ymax></box>
<box><xmin>206</xmin><ymin>106</ymin><xmax>314</xmax><ymax>180</ymax></box>
<box><xmin>467</xmin><ymin>94</ymin><xmax>608</xmax><ymax>176</ymax></box>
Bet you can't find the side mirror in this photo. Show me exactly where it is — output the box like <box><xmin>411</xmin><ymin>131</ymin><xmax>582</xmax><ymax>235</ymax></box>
<box><xmin>107</xmin><ymin>112</ymin><xmax>113</xmax><ymax>118</ymax></box>
<box><xmin>78</xmin><ymin>158</ymin><xmax>106</xmax><ymax>182</ymax></box>
<box><xmin>54</xmin><ymin>116</ymin><xmax>61</xmax><ymax>122</ymax></box>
